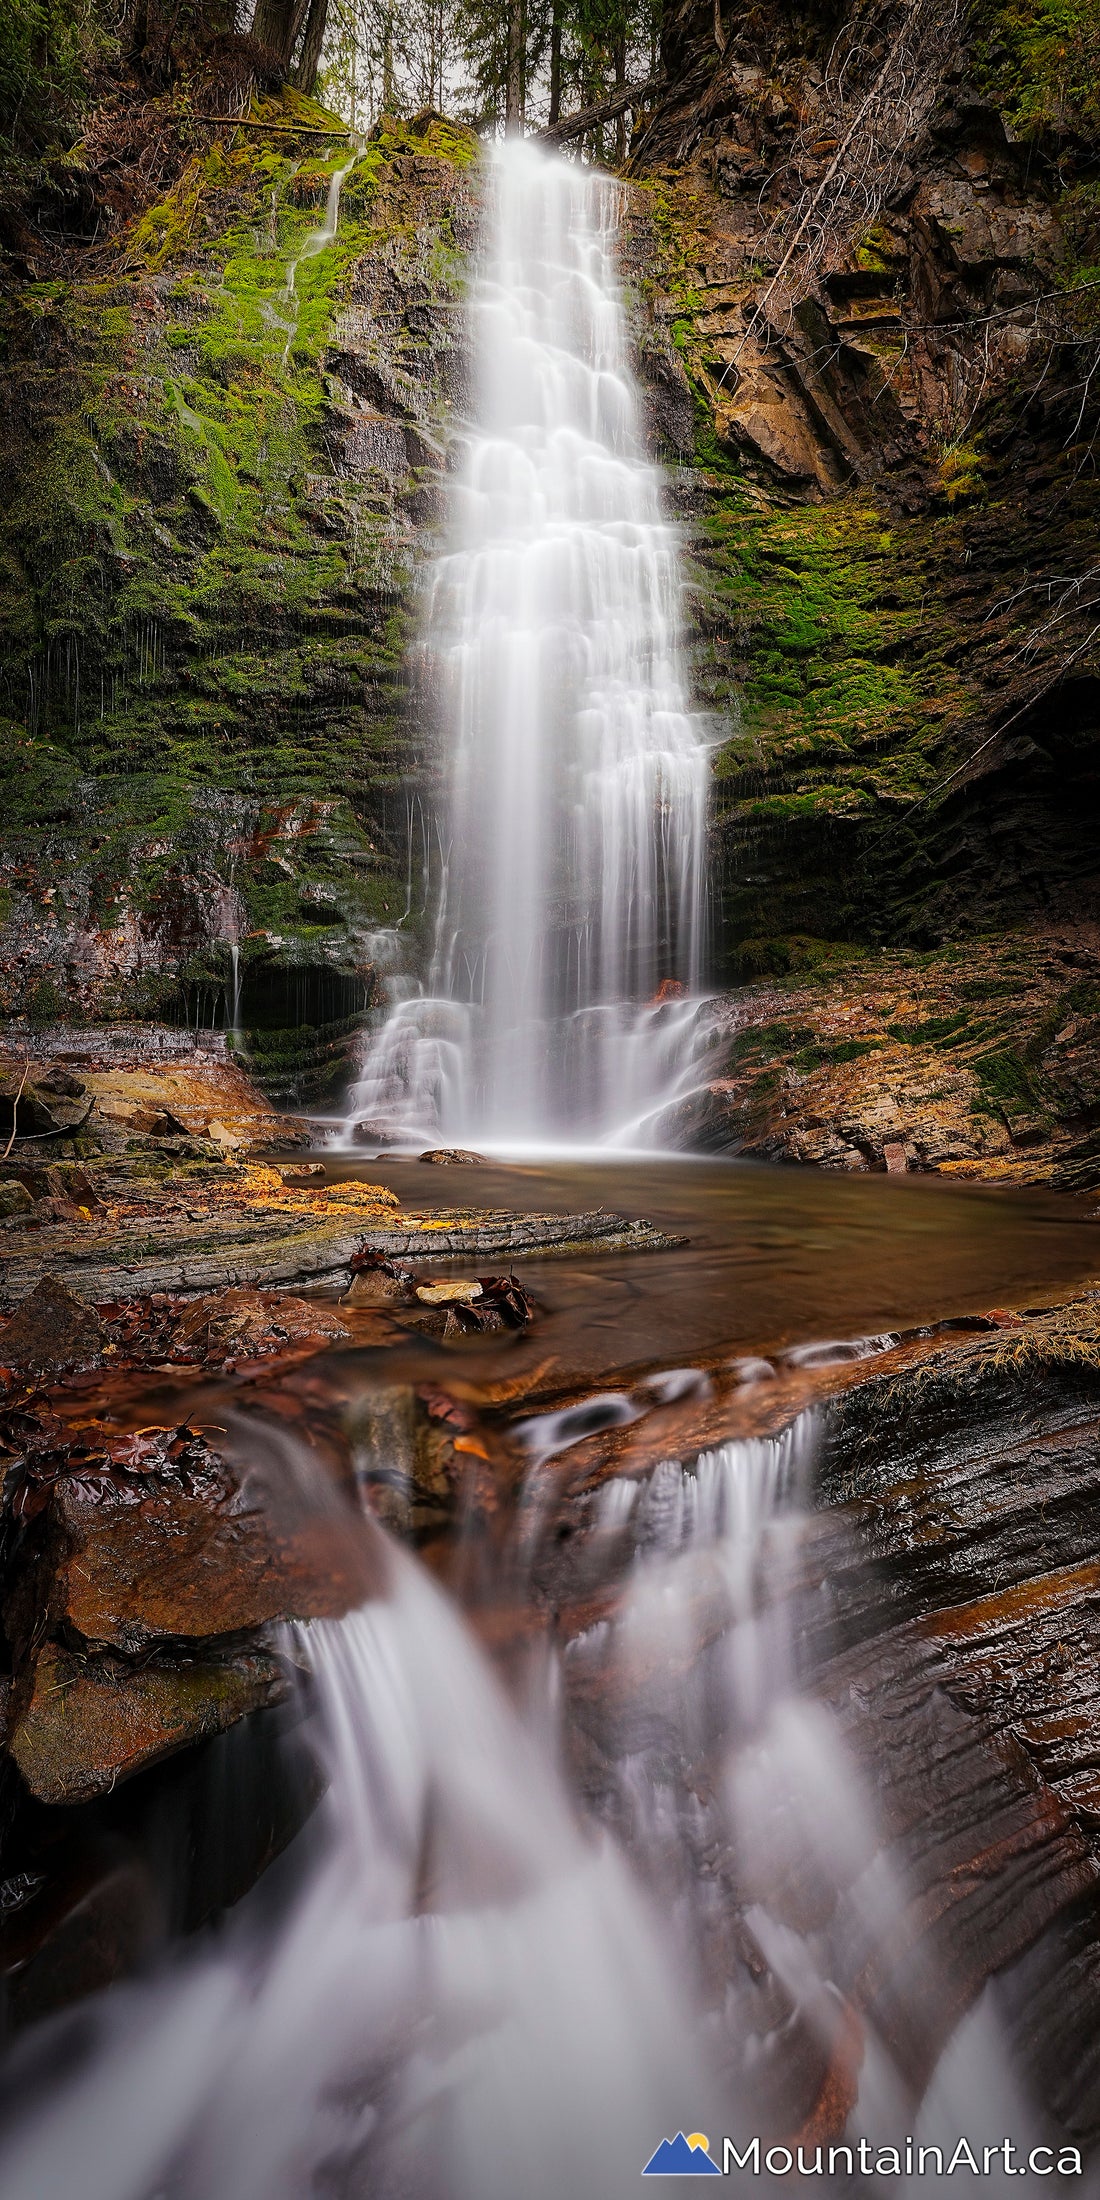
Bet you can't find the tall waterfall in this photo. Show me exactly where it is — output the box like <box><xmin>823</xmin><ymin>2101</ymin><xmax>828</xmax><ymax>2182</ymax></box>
<box><xmin>348</xmin><ymin>141</ymin><xmax>710</xmax><ymax>1148</ymax></box>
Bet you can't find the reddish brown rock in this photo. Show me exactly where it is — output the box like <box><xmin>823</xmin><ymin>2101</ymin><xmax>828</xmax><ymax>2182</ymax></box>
<box><xmin>4</xmin><ymin>1417</ymin><xmax>378</xmax><ymax>1656</ymax></box>
<box><xmin>163</xmin><ymin>1287</ymin><xmax>351</xmax><ymax>1365</ymax></box>
<box><xmin>51</xmin><ymin>1443</ymin><xmax>373</xmax><ymax>1651</ymax></box>
<box><xmin>0</xmin><ymin>1275</ymin><xmax>106</xmax><ymax>1372</ymax></box>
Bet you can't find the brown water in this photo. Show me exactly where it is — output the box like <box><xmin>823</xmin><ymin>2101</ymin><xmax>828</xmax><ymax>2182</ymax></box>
<box><xmin>321</xmin><ymin>1152</ymin><xmax>1100</xmax><ymax>1384</ymax></box>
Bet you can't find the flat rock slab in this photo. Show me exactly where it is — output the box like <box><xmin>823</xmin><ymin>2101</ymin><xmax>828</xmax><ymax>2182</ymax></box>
<box><xmin>10</xmin><ymin>1642</ymin><xmax>286</xmax><ymax>1806</ymax></box>
<box><xmin>8</xmin><ymin>1425</ymin><xmax>378</xmax><ymax>1657</ymax></box>
<box><xmin>2</xmin><ymin>1207</ymin><xmax>681</xmax><ymax>1303</ymax></box>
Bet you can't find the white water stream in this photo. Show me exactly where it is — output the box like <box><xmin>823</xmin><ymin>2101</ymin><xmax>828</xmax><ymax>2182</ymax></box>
<box><xmin>0</xmin><ymin>1411</ymin><xmax>1060</xmax><ymax>2199</ymax></box>
<box><xmin>347</xmin><ymin>141</ymin><xmax>713</xmax><ymax>1149</ymax></box>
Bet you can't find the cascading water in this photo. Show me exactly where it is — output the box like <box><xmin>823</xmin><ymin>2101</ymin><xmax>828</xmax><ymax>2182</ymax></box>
<box><xmin>0</xmin><ymin>1408</ymin><xmax>1064</xmax><ymax>2195</ymax></box>
<box><xmin>348</xmin><ymin>141</ymin><xmax>714</xmax><ymax>1149</ymax></box>
<box><xmin>0</xmin><ymin>1530</ymin><xmax>705</xmax><ymax>2200</ymax></box>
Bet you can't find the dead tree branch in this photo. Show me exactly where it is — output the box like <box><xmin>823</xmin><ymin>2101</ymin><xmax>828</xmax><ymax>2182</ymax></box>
<box><xmin>537</xmin><ymin>77</ymin><xmax>662</xmax><ymax>147</ymax></box>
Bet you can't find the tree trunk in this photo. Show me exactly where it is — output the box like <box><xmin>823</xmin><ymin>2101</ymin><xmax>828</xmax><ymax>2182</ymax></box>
<box><xmin>539</xmin><ymin>75</ymin><xmax>661</xmax><ymax>147</ymax></box>
<box><xmin>505</xmin><ymin>0</ymin><xmax>524</xmax><ymax>132</ymax></box>
<box><xmin>251</xmin><ymin>0</ymin><xmax>297</xmax><ymax>65</ymax></box>
<box><xmin>548</xmin><ymin>0</ymin><xmax>563</xmax><ymax>127</ymax></box>
<box><xmin>613</xmin><ymin>31</ymin><xmax>627</xmax><ymax>163</ymax></box>
<box><xmin>294</xmin><ymin>0</ymin><xmax>329</xmax><ymax>92</ymax></box>
<box><xmin>382</xmin><ymin>8</ymin><xmax>395</xmax><ymax>111</ymax></box>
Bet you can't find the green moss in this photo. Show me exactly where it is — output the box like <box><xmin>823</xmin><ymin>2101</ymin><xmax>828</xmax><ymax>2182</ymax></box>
<box><xmin>0</xmin><ymin>94</ymin><xmax>475</xmax><ymax>1018</ymax></box>
<box><xmin>886</xmin><ymin>1011</ymin><xmax>970</xmax><ymax>1044</ymax></box>
<box><xmin>975</xmin><ymin>0</ymin><xmax>1100</xmax><ymax>139</ymax></box>
<box><xmin>733</xmin><ymin>933</ymin><xmax>864</xmax><ymax>981</ymax></box>
<box><xmin>794</xmin><ymin>1036</ymin><xmax>884</xmax><ymax>1070</ymax></box>
<box><xmin>936</xmin><ymin>440</ymin><xmax>987</xmax><ymax>508</ymax></box>
<box><xmin>973</xmin><ymin>1048</ymin><xmax>1038</xmax><ymax>1106</ymax></box>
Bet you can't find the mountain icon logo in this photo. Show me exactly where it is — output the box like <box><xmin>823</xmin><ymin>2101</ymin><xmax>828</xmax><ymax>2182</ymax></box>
<box><xmin>642</xmin><ymin>2132</ymin><xmax>721</xmax><ymax>2176</ymax></box>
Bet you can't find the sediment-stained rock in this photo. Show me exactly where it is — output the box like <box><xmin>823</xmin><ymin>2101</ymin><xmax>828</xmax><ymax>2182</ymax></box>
<box><xmin>6</xmin><ymin>1420</ymin><xmax>376</xmax><ymax>1656</ymax></box>
<box><xmin>659</xmin><ymin>933</ymin><xmax>1100</xmax><ymax>1184</ymax></box>
<box><xmin>9</xmin><ymin>1642</ymin><xmax>288</xmax><ymax>1806</ymax></box>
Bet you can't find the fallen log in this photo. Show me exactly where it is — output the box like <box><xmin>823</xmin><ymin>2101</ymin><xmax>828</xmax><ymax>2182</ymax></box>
<box><xmin>536</xmin><ymin>77</ymin><xmax>663</xmax><ymax>147</ymax></box>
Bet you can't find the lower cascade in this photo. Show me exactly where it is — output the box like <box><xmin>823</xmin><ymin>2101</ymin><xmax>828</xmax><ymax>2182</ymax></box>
<box><xmin>0</xmin><ymin>1411</ymin><xmax>1055</xmax><ymax>2199</ymax></box>
<box><xmin>346</xmin><ymin>140</ymin><xmax>712</xmax><ymax>1150</ymax></box>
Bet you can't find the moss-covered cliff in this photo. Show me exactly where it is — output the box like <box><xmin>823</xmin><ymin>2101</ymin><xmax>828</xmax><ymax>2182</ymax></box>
<box><xmin>0</xmin><ymin>60</ymin><xmax>476</xmax><ymax>1094</ymax></box>
<box><xmin>625</xmin><ymin>0</ymin><xmax>1100</xmax><ymax>984</ymax></box>
<box><xmin>2</xmin><ymin>0</ymin><xmax>1099</xmax><ymax>1149</ymax></box>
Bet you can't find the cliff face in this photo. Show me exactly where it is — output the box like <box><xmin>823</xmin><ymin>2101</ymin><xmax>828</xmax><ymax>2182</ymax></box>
<box><xmin>626</xmin><ymin>0</ymin><xmax>1100</xmax><ymax>972</ymax></box>
<box><xmin>0</xmin><ymin>89</ymin><xmax>478</xmax><ymax>1096</ymax></box>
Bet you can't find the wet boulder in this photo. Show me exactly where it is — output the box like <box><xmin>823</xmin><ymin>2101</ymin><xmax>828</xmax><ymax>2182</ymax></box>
<box><xmin>418</xmin><ymin>1149</ymin><xmax>487</xmax><ymax>1165</ymax></box>
<box><xmin>5</xmin><ymin>1417</ymin><xmax>378</xmax><ymax>1657</ymax></box>
<box><xmin>8</xmin><ymin>1642</ymin><xmax>288</xmax><ymax>1806</ymax></box>
<box><xmin>0</xmin><ymin>1276</ymin><xmax>106</xmax><ymax>1373</ymax></box>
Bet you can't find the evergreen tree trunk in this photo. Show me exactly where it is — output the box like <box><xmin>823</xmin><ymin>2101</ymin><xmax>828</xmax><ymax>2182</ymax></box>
<box><xmin>382</xmin><ymin>7</ymin><xmax>395</xmax><ymax>110</ymax></box>
<box><xmin>548</xmin><ymin>0</ymin><xmax>562</xmax><ymax>126</ymax></box>
<box><xmin>505</xmin><ymin>0</ymin><xmax>524</xmax><ymax>131</ymax></box>
<box><xmin>295</xmin><ymin>0</ymin><xmax>329</xmax><ymax>91</ymax></box>
<box><xmin>613</xmin><ymin>29</ymin><xmax>627</xmax><ymax>162</ymax></box>
<box><xmin>252</xmin><ymin>0</ymin><xmax>297</xmax><ymax>65</ymax></box>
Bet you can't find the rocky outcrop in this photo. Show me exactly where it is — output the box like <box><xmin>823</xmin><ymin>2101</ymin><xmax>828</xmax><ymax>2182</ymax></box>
<box><xmin>663</xmin><ymin>926</ymin><xmax>1100</xmax><ymax>1183</ymax></box>
<box><xmin>513</xmin><ymin>1298</ymin><xmax>1100</xmax><ymax>2145</ymax></box>
<box><xmin>624</xmin><ymin>0</ymin><xmax>1100</xmax><ymax>971</ymax></box>
<box><xmin>9</xmin><ymin>1642</ymin><xmax>287</xmax><ymax>1807</ymax></box>
<box><xmin>0</xmin><ymin>103</ymin><xmax>479</xmax><ymax>1095</ymax></box>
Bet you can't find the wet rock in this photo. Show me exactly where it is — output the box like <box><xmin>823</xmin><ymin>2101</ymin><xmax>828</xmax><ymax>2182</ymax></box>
<box><xmin>0</xmin><ymin>1837</ymin><xmax>161</xmax><ymax>2030</ymax></box>
<box><xmin>342</xmin><ymin>1257</ymin><xmax>414</xmax><ymax>1306</ymax></box>
<box><xmin>9</xmin><ymin>1642</ymin><xmax>287</xmax><ymax>1806</ymax></box>
<box><xmin>279</xmin><ymin>1163</ymin><xmax>326</xmax><ymax>1186</ymax></box>
<box><xmin>418</xmin><ymin>1148</ymin><xmax>487</xmax><ymax>1165</ymax></box>
<box><xmin>347</xmin><ymin>1381</ymin><xmax>484</xmax><ymax>1533</ymax></box>
<box><xmin>2</xmin><ymin>1182</ymin><xmax>681</xmax><ymax>1302</ymax></box>
<box><xmin>0</xmin><ymin>1276</ymin><xmax>106</xmax><ymax>1373</ymax></box>
<box><xmin>4</xmin><ymin>1418</ymin><xmax>378</xmax><ymax>1655</ymax></box>
<box><xmin>351</xmin><ymin>1121</ymin><xmax>394</xmax><ymax>1146</ymax></box>
<box><xmin>415</xmin><ymin>1279</ymin><xmax>483</xmax><ymax>1305</ymax></box>
<box><xmin>0</xmin><ymin>1181</ymin><xmax>33</xmax><ymax>1220</ymax></box>
<box><xmin>145</xmin><ymin>1287</ymin><xmax>351</xmax><ymax>1367</ymax></box>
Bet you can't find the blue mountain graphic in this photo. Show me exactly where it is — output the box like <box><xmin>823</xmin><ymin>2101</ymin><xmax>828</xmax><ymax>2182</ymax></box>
<box><xmin>642</xmin><ymin>2134</ymin><xmax>721</xmax><ymax>2176</ymax></box>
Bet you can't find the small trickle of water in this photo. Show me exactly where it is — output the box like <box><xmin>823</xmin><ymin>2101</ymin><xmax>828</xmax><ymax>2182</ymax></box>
<box><xmin>281</xmin><ymin>148</ymin><xmax>360</xmax><ymax>357</ymax></box>
<box><xmin>348</xmin><ymin>141</ymin><xmax>713</xmax><ymax>1149</ymax></box>
<box><xmin>213</xmin><ymin>882</ymin><xmax>245</xmax><ymax>1040</ymax></box>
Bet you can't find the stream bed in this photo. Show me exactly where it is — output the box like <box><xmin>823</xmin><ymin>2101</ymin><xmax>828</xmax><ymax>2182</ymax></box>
<box><xmin>2</xmin><ymin>1155</ymin><xmax>1100</xmax><ymax>2196</ymax></box>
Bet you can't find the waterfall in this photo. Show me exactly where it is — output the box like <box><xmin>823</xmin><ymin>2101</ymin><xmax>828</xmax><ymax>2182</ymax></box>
<box><xmin>0</xmin><ymin>1537</ymin><xmax>704</xmax><ymax>2200</ymax></box>
<box><xmin>0</xmin><ymin>1412</ymin><xmax>1054</xmax><ymax>2194</ymax></box>
<box><xmin>566</xmin><ymin>1418</ymin><xmax>1048</xmax><ymax>2190</ymax></box>
<box><xmin>348</xmin><ymin>141</ymin><xmax>712</xmax><ymax>1149</ymax></box>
